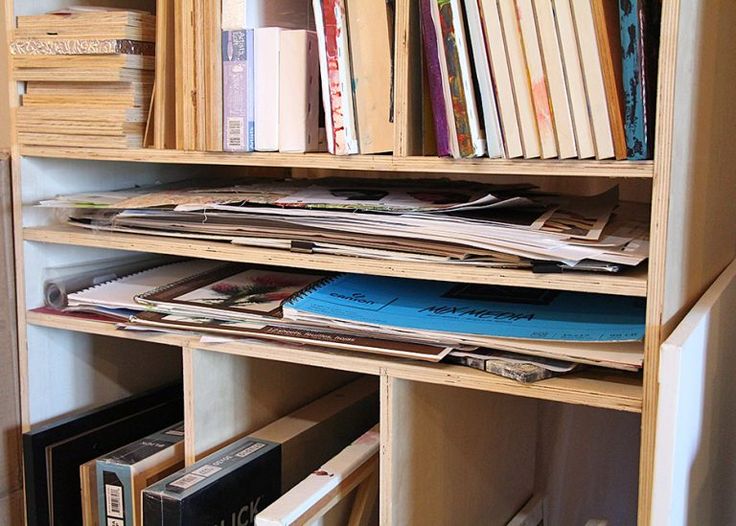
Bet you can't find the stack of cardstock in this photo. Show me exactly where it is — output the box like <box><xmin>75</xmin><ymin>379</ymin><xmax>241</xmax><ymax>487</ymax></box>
<box><xmin>11</xmin><ymin>7</ymin><xmax>156</xmax><ymax>148</ymax></box>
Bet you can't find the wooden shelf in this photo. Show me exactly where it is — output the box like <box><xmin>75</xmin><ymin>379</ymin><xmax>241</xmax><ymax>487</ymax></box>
<box><xmin>18</xmin><ymin>146</ymin><xmax>655</xmax><ymax>179</ymax></box>
<box><xmin>26</xmin><ymin>310</ymin><xmax>644</xmax><ymax>413</ymax></box>
<box><xmin>24</xmin><ymin>225</ymin><xmax>649</xmax><ymax>297</ymax></box>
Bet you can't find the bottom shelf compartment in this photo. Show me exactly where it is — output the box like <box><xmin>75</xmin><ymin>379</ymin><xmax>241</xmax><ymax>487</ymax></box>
<box><xmin>384</xmin><ymin>379</ymin><xmax>641</xmax><ymax>525</ymax></box>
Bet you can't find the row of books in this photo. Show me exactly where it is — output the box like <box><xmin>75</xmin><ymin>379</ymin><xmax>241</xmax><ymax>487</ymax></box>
<box><xmin>36</xmin><ymin>256</ymin><xmax>646</xmax><ymax>372</ymax></box>
<box><xmin>220</xmin><ymin>0</ymin><xmax>394</xmax><ymax>155</ymax></box>
<box><xmin>24</xmin><ymin>380</ymin><xmax>379</xmax><ymax>525</ymax></box>
<box><xmin>423</xmin><ymin>0</ymin><xmax>661</xmax><ymax>160</ymax></box>
<box><xmin>10</xmin><ymin>7</ymin><xmax>156</xmax><ymax>149</ymax></box>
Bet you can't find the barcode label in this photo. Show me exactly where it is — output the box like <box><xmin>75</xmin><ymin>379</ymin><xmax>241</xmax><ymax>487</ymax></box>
<box><xmin>169</xmin><ymin>473</ymin><xmax>205</xmax><ymax>490</ymax></box>
<box><xmin>105</xmin><ymin>484</ymin><xmax>124</xmax><ymax>519</ymax></box>
<box><xmin>235</xmin><ymin>442</ymin><xmax>266</xmax><ymax>458</ymax></box>
<box><xmin>227</xmin><ymin>117</ymin><xmax>245</xmax><ymax>148</ymax></box>
<box><xmin>192</xmin><ymin>464</ymin><xmax>221</xmax><ymax>477</ymax></box>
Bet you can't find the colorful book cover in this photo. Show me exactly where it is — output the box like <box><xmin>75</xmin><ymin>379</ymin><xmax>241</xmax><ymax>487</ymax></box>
<box><xmin>320</xmin><ymin>0</ymin><xmax>355</xmax><ymax>155</ymax></box>
<box><xmin>419</xmin><ymin>0</ymin><xmax>452</xmax><ymax>157</ymax></box>
<box><xmin>436</xmin><ymin>0</ymin><xmax>476</xmax><ymax>158</ymax></box>
<box><xmin>222</xmin><ymin>30</ymin><xmax>254</xmax><ymax>152</ymax></box>
<box><xmin>618</xmin><ymin>0</ymin><xmax>661</xmax><ymax>160</ymax></box>
<box><xmin>285</xmin><ymin>274</ymin><xmax>646</xmax><ymax>342</ymax></box>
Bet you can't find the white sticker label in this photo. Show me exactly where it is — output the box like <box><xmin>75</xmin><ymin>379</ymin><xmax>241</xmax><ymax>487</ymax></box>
<box><xmin>105</xmin><ymin>484</ymin><xmax>124</xmax><ymax>519</ymax></box>
<box><xmin>192</xmin><ymin>464</ymin><xmax>221</xmax><ymax>478</ymax></box>
<box><xmin>169</xmin><ymin>473</ymin><xmax>205</xmax><ymax>490</ymax></box>
<box><xmin>107</xmin><ymin>519</ymin><xmax>124</xmax><ymax>526</ymax></box>
<box><xmin>235</xmin><ymin>442</ymin><xmax>265</xmax><ymax>458</ymax></box>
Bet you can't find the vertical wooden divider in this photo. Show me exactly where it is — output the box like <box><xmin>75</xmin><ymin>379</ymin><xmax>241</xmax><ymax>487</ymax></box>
<box><xmin>175</xmin><ymin>0</ymin><xmax>197</xmax><ymax>150</ymax></box>
<box><xmin>182</xmin><ymin>344</ymin><xmax>197</xmax><ymax>466</ymax></box>
<box><xmin>203</xmin><ymin>0</ymin><xmax>223</xmax><ymax>152</ymax></box>
<box><xmin>379</xmin><ymin>372</ymin><xmax>393</xmax><ymax>526</ymax></box>
<box><xmin>393</xmin><ymin>0</ymin><xmax>423</xmax><ymax>157</ymax></box>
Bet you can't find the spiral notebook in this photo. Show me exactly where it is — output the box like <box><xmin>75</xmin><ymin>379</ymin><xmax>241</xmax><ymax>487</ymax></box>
<box><xmin>66</xmin><ymin>259</ymin><xmax>225</xmax><ymax>318</ymax></box>
<box><xmin>134</xmin><ymin>263</ymin><xmax>329</xmax><ymax>322</ymax></box>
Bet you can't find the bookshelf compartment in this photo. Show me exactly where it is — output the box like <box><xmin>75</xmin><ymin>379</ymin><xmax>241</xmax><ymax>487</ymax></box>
<box><xmin>382</xmin><ymin>377</ymin><xmax>538</xmax><ymax>525</ymax></box>
<box><xmin>183</xmin><ymin>348</ymin><xmax>361</xmax><ymax>464</ymax></box>
<box><xmin>24</xmin><ymin>325</ymin><xmax>181</xmax><ymax>426</ymax></box>
<box><xmin>383</xmin><ymin>378</ymin><xmax>641</xmax><ymax>525</ymax></box>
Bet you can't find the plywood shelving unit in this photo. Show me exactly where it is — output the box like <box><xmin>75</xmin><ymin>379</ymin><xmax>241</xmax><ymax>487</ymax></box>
<box><xmin>5</xmin><ymin>0</ymin><xmax>736</xmax><ymax>525</ymax></box>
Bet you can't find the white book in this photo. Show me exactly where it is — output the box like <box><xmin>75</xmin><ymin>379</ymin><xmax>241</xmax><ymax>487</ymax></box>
<box><xmin>570</xmin><ymin>0</ymin><xmax>615</xmax><ymax>159</ymax></box>
<box><xmin>67</xmin><ymin>260</ymin><xmax>222</xmax><ymax>313</ymax></box>
<box><xmin>533</xmin><ymin>0</ymin><xmax>577</xmax><ymax>159</ymax></box>
<box><xmin>551</xmin><ymin>0</ymin><xmax>595</xmax><ymax>159</ymax></box>
<box><xmin>255</xmin><ymin>27</ymin><xmax>283</xmax><ymax>151</ymax></box>
<box><xmin>515</xmin><ymin>0</ymin><xmax>557</xmax><ymax>159</ymax></box>
<box><xmin>222</xmin><ymin>0</ymin><xmax>314</xmax><ymax>31</ymax></box>
<box><xmin>279</xmin><ymin>30</ymin><xmax>320</xmax><ymax>153</ymax></box>
<box><xmin>465</xmin><ymin>0</ymin><xmax>505</xmax><ymax>159</ymax></box>
<box><xmin>498</xmin><ymin>0</ymin><xmax>541</xmax><ymax>158</ymax></box>
<box><xmin>478</xmin><ymin>0</ymin><xmax>524</xmax><ymax>158</ymax></box>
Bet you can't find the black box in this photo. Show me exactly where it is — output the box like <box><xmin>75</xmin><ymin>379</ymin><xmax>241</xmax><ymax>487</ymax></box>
<box><xmin>143</xmin><ymin>437</ymin><xmax>282</xmax><ymax>526</ymax></box>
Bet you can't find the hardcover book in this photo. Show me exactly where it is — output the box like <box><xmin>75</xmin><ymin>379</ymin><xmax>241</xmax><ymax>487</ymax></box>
<box><xmin>618</xmin><ymin>0</ymin><xmax>661</xmax><ymax>159</ymax></box>
<box><xmin>419</xmin><ymin>0</ymin><xmax>452</xmax><ymax>157</ymax></box>
<box><xmin>434</xmin><ymin>0</ymin><xmax>485</xmax><ymax>158</ymax></box>
<box><xmin>222</xmin><ymin>29</ymin><xmax>255</xmax><ymax>152</ymax></box>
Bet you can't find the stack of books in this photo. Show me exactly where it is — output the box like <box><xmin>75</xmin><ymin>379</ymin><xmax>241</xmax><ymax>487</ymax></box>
<box><xmin>221</xmin><ymin>0</ymin><xmax>394</xmax><ymax>155</ymax></box>
<box><xmin>11</xmin><ymin>7</ymin><xmax>156</xmax><ymax>149</ymax></box>
<box><xmin>421</xmin><ymin>0</ymin><xmax>660</xmax><ymax>160</ymax></box>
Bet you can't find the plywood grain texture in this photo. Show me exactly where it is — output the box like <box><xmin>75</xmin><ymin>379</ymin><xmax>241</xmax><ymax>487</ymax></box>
<box><xmin>0</xmin><ymin>153</ymin><xmax>21</xmax><ymax>524</ymax></box>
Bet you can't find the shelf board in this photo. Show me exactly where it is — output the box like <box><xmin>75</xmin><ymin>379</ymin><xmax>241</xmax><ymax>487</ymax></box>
<box><xmin>18</xmin><ymin>146</ymin><xmax>655</xmax><ymax>179</ymax></box>
<box><xmin>26</xmin><ymin>310</ymin><xmax>644</xmax><ymax>413</ymax></box>
<box><xmin>24</xmin><ymin>225</ymin><xmax>649</xmax><ymax>296</ymax></box>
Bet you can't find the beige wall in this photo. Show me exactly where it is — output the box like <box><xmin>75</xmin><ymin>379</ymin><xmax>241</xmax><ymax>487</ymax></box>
<box><xmin>0</xmin><ymin>6</ymin><xmax>9</xmax><ymax>149</ymax></box>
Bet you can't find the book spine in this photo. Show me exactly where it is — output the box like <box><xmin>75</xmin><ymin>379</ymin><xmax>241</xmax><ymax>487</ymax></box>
<box><xmin>320</xmin><ymin>0</ymin><xmax>354</xmax><ymax>155</ymax></box>
<box><xmin>222</xmin><ymin>30</ymin><xmax>251</xmax><ymax>152</ymax></box>
<box><xmin>419</xmin><ymin>0</ymin><xmax>452</xmax><ymax>157</ymax></box>
<box><xmin>246</xmin><ymin>29</ymin><xmax>256</xmax><ymax>151</ymax></box>
<box><xmin>618</xmin><ymin>0</ymin><xmax>658</xmax><ymax>160</ymax></box>
<box><xmin>254</xmin><ymin>28</ymin><xmax>282</xmax><ymax>152</ymax></box>
<box><xmin>435</xmin><ymin>0</ymin><xmax>476</xmax><ymax>158</ymax></box>
<box><xmin>516</xmin><ymin>0</ymin><xmax>557</xmax><ymax>159</ymax></box>
<box><xmin>221</xmin><ymin>0</ymin><xmax>246</xmax><ymax>31</ymax></box>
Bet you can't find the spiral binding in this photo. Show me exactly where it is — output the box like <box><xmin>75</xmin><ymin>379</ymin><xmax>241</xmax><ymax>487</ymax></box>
<box><xmin>284</xmin><ymin>273</ymin><xmax>342</xmax><ymax>305</ymax></box>
<box><xmin>65</xmin><ymin>257</ymin><xmax>179</xmax><ymax>300</ymax></box>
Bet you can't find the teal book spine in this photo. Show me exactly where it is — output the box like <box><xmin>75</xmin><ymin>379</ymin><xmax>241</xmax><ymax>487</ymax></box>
<box><xmin>619</xmin><ymin>0</ymin><xmax>661</xmax><ymax>160</ymax></box>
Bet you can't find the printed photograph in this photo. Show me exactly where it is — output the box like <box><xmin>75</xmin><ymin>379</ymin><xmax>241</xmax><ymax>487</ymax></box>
<box><xmin>174</xmin><ymin>270</ymin><xmax>323</xmax><ymax>314</ymax></box>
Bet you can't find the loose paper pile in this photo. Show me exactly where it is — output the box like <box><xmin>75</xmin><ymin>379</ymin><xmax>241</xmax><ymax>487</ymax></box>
<box><xmin>42</xmin><ymin>180</ymin><xmax>650</xmax><ymax>272</ymax></box>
